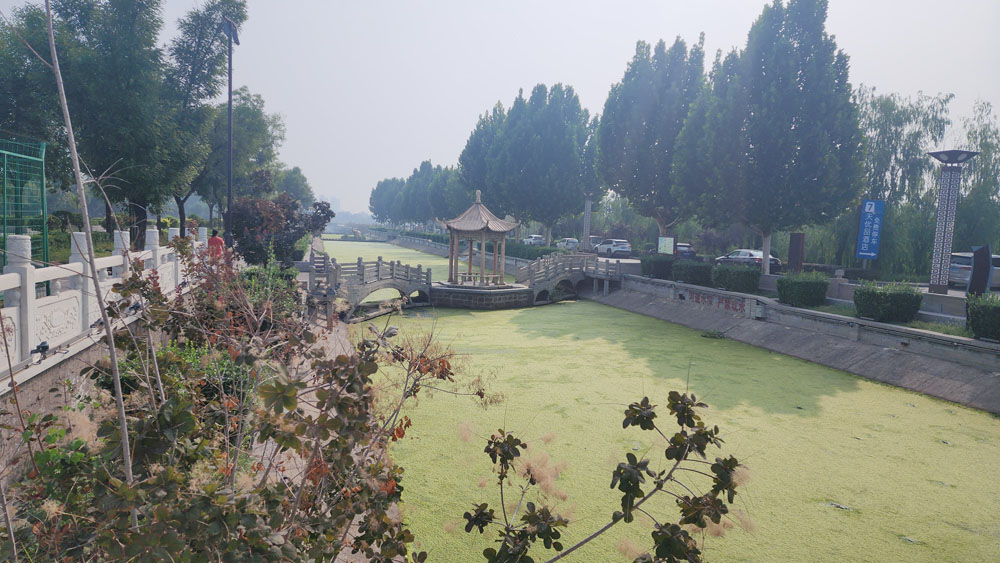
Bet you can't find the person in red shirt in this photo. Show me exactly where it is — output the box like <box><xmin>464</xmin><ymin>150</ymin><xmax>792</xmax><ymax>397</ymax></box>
<box><xmin>207</xmin><ymin>229</ymin><xmax>225</xmax><ymax>257</ymax></box>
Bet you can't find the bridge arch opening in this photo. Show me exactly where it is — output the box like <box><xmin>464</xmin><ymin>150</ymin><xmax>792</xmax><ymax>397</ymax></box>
<box><xmin>409</xmin><ymin>290</ymin><xmax>430</xmax><ymax>304</ymax></box>
<box><xmin>534</xmin><ymin>290</ymin><xmax>550</xmax><ymax>304</ymax></box>
<box><xmin>553</xmin><ymin>280</ymin><xmax>576</xmax><ymax>302</ymax></box>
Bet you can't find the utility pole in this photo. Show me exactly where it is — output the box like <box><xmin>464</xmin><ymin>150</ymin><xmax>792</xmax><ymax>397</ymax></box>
<box><xmin>221</xmin><ymin>16</ymin><xmax>240</xmax><ymax>247</ymax></box>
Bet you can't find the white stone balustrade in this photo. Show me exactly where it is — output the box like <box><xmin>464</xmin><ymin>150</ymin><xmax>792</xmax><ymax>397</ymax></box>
<box><xmin>0</xmin><ymin>230</ymin><xmax>204</xmax><ymax>373</ymax></box>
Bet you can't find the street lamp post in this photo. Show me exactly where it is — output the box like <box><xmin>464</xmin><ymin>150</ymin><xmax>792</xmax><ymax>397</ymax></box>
<box><xmin>926</xmin><ymin>149</ymin><xmax>978</xmax><ymax>294</ymax></box>
<box><xmin>220</xmin><ymin>17</ymin><xmax>240</xmax><ymax>247</ymax></box>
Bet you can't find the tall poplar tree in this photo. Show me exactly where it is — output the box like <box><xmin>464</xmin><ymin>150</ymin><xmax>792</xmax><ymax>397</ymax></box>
<box><xmin>596</xmin><ymin>36</ymin><xmax>705</xmax><ymax>235</ymax></box>
<box><xmin>676</xmin><ymin>0</ymin><xmax>862</xmax><ymax>274</ymax></box>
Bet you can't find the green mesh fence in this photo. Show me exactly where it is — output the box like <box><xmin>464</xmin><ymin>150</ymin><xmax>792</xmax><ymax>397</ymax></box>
<box><xmin>0</xmin><ymin>134</ymin><xmax>48</xmax><ymax>268</ymax></box>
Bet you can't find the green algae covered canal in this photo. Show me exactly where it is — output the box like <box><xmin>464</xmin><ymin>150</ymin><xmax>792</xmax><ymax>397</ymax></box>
<box><xmin>326</xmin><ymin>240</ymin><xmax>1000</xmax><ymax>562</ymax></box>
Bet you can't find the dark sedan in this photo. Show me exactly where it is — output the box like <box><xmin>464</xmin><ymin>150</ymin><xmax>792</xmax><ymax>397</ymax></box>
<box><xmin>715</xmin><ymin>249</ymin><xmax>781</xmax><ymax>272</ymax></box>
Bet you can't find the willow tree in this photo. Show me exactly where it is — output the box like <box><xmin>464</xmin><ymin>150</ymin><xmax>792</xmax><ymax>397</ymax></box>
<box><xmin>596</xmin><ymin>36</ymin><xmax>705</xmax><ymax>235</ymax></box>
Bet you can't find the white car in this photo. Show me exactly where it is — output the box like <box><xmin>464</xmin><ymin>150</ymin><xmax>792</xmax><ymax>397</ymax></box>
<box><xmin>555</xmin><ymin>238</ymin><xmax>579</xmax><ymax>250</ymax></box>
<box><xmin>594</xmin><ymin>239</ymin><xmax>632</xmax><ymax>257</ymax></box>
<box><xmin>521</xmin><ymin>235</ymin><xmax>545</xmax><ymax>246</ymax></box>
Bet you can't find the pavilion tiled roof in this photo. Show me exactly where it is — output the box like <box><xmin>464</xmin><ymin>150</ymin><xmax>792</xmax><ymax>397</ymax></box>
<box><xmin>443</xmin><ymin>190</ymin><xmax>518</xmax><ymax>233</ymax></box>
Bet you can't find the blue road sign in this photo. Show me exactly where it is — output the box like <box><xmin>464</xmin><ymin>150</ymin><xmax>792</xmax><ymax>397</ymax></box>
<box><xmin>855</xmin><ymin>199</ymin><xmax>885</xmax><ymax>260</ymax></box>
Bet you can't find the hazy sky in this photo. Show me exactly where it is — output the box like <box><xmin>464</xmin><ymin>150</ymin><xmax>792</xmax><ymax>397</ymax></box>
<box><xmin>4</xmin><ymin>1</ymin><xmax>999</xmax><ymax>212</ymax></box>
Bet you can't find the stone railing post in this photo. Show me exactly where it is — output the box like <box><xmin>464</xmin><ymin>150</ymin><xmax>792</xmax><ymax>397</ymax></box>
<box><xmin>357</xmin><ymin>257</ymin><xmax>365</xmax><ymax>283</ymax></box>
<box><xmin>416</xmin><ymin>265</ymin><xmax>423</xmax><ymax>285</ymax></box>
<box><xmin>167</xmin><ymin>228</ymin><xmax>181</xmax><ymax>291</ymax></box>
<box><xmin>616</xmin><ymin>260</ymin><xmax>621</xmax><ymax>277</ymax></box>
<box><xmin>405</xmin><ymin>263</ymin><xmax>411</xmax><ymax>281</ymax></box>
<box><xmin>69</xmin><ymin>232</ymin><xmax>91</xmax><ymax>332</ymax></box>
<box><xmin>113</xmin><ymin>230</ymin><xmax>131</xmax><ymax>280</ymax></box>
<box><xmin>4</xmin><ymin>235</ymin><xmax>35</xmax><ymax>362</ymax></box>
<box><xmin>376</xmin><ymin>256</ymin><xmax>383</xmax><ymax>280</ymax></box>
<box><xmin>145</xmin><ymin>228</ymin><xmax>160</xmax><ymax>276</ymax></box>
<box><xmin>328</xmin><ymin>260</ymin><xmax>340</xmax><ymax>290</ymax></box>
<box><xmin>426</xmin><ymin>268</ymin><xmax>431</xmax><ymax>284</ymax></box>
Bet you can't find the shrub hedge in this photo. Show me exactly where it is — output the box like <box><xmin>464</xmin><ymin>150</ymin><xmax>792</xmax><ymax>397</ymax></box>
<box><xmin>671</xmin><ymin>260</ymin><xmax>713</xmax><ymax>287</ymax></box>
<box><xmin>852</xmin><ymin>281</ymin><xmax>923</xmax><ymax>322</ymax></box>
<box><xmin>776</xmin><ymin>271</ymin><xmax>829</xmax><ymax>307</ymax></box>
<box><xmin>713</xmin><ymin>265</ymin><xmax>761</xmax><ymax>293</ymax></box>
<box><xmin>966</xmin><ymin>293</ymin><xmax>1000</xmax><ymax>341</ymax></box>
<box><xmin>640</xmin><ymin>255</ymin><xmax>674</xmax><ymax>280</ymax></box>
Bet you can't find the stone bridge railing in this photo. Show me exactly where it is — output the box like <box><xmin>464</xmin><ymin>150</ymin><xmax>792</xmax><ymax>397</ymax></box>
<box><xmin>515</xmin><ymin>253</ymin><xmax>624</xmax><ymax>286</ymax></box>
<box><xmin>339</xmin><ymin>257</ymin><xmax>432</xmax><ymax>286</ymax></box>
<box><xmin>0</xmin><ymin>227</ymin><xmax>205</xmax><ymax>387</ymax></box>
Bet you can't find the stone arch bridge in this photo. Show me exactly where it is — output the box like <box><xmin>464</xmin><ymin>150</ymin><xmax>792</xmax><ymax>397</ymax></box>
<box><xmin>514</xmin><ymin>253</ymin><xmax>626</xmax><ymax>303</ymax></box>
<box><xmin>306</xmin><ymin>253</ymin><xmax>432</xmax><ymax>318</ymax></box>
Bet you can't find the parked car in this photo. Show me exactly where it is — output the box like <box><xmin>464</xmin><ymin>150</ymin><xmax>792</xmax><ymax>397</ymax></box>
<box><xmin>521</xmin><ymin>234</ymin><xmax>545</xmax><ymax>246</ymax></box>
<box><xmin>948</xmin><ymin>252</ymin><xmax>1000</xmax><ymax>288</ymax></box>
<box><xmin>675</xmin><ymin>243</ymin><xmax>697</xmax><ymax>260</ymax></box>
<box><xmin>585</xmin><ymin>235</ymin><xmax>602</xmax><ymax>251</ymax></box>
<box><xmin>594</xmin><ymin>239</ymin><xmax>632</xmax><ymax>258</ymax></box>
<box><xmin>715</xmin><ymin>249</ymin><xmax>782</xmax><ymax>272</ymax></box>
<box><xmin>555</xmin><ymin>237</ymin><xmax>579</xmax><ymax>250</ymax></box>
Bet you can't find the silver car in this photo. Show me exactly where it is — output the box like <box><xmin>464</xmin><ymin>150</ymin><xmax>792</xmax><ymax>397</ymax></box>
<box><xmin>948</xmin><ymin>252</ymin><xmax>1000</xmax><ymax>288</ymax></box>
<box><xmin>555</xmin><ymin>238</ymin><xmax>579</xmax><ymax>250</ymax></box>
<box><xmin>594</xmin><ymin>239</ymin><xmax>632</xmax><ymax>257</ymax></box>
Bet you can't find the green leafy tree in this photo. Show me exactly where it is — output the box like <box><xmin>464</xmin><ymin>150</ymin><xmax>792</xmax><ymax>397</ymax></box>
<box><xmin>597</xmin><ymin>36</ymin><xmax>705</xmax><ymax>235</ymax></box>
<box><xmin>190</xmin><ymin>87</ymin><xmax>285</xmax><ymax>222</ymax></box>
<box><xmin>459</xmin><ymin>102</ymin><xmax>507</xmax><ymax>212</ymax></box>
<box><xmin>275</xmin><ymin>166</ymin><xmax>315</xmax><ymax>207</ymax></box>
<box><xmin>427</xmin><ymin>165</ymin><xmax>472</xmax><ymax>220</ymax></box>
<box><xmin>369</xmin><ymin>176</ymin><xmax>405</xmax><ymax>224</ymax></box>
<box><xmin>163</xmin><ymin>0</ymin><xmax>248</xmax><ymax>236</ymax></box>
<box><xmin>677</xmin><ymin>0</ymin><xmax>863</xmax><ymax>274</ymax></box>
<box><xmin>954</xmin><ymin>101</ymin><xmax>1000</xmax><ymax>253</ymax></box>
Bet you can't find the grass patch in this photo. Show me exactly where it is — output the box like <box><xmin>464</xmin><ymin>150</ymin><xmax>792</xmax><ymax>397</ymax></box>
<box><xmin>904</xmin><ymin>321</ymin><xmax>974</xmax><ymax>338</ymax></box>
<box><xmin>48</xmin><ymin>231</ymin><xmax>113</xmax><ymax>264</ymax></box>
<box><xmin>810</xmin><ymin>303</ymin><xmax>856</xmax><ymax>317</ymax></box>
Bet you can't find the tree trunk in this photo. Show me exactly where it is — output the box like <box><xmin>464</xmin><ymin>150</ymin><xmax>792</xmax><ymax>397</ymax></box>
<box><xmin>104</xmin><ymin>199</ymin><xmax>114</xmax><ymax>235</ymax></box>
<box><xmin>655</xmin><ymin>217</ymin><xmax>670</xmax><ymax>237</ymax></box>
<box><xmin>761</xmin><ymin>231</ymin><xmax>773</xmax><ymax>276</ymax></box>
<box><xmin>544</xmin><ymin>225</ymin><xmax>552</xmax><ymax>246</ymax></box>
<box><xmin>132</xmin><ymin>201</ymin><xmax>148</xmax><ymax>250</ymax></box>
<box><xmin>208</xmin><ymin>203</ymin><xmax>214</xmax><ymax>229</ymax></box>
<box><xmin>175</xmin><ymin>194</ymin><xmax>188</xmax><ymax>237</ymax></box>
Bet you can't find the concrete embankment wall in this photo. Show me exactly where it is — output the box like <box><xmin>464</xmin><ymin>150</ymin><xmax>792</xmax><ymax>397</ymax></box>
<box><xmin>585</xmin><ymin>275</ymin><xmax>1000</xmax><ymax>414</ymax></box>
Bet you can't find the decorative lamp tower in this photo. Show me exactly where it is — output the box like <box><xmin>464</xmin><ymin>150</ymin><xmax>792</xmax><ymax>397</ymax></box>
<box><xmin>926</xmin><ymin>150</ymin><xmax>978</xmax><ymax>294</ymax></box>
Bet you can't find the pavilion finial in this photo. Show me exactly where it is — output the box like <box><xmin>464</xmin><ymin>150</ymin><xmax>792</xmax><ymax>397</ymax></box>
<box><xmin>475</xmin><ymin>189</ymin><xmax>481</xmax><ymax>203</ymax></box>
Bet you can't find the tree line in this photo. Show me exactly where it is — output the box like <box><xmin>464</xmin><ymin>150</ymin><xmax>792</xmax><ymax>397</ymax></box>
<box><xmin>371</xmin><ymin>0</ymin><xmax>999</xmax><ymax>277</ymax></box>
<box><xmin>0</xmin><ymin>0</ymin><xmax>316</xmax><ymax>246</ymax></box>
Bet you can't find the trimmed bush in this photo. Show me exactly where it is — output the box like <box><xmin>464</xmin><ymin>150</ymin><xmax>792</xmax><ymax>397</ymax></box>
<box><xmin>776</xmin><ymin>271</ymin><xmax>829</xmax><ymax>307</ymax></box>
<box><xmin>671</xmin><ymin>260</ymin><xmax>713</xmax><ymax>286</ymax></box>
<box><xmin>852</xmin><ymin>281</ymin><xmax>923</xmax><ymax>322</ymax></box>
<box><xmin>966</xmin><ymin>293</ymin><xmax>1000</xmax><ymax>341</ymax></box>
<box><xmin>713</xmin><ymin>265</ymin><xmax>761</xmax><ymax>293</ymax></box>
<box><xmin>640</xmin><ymin>255</ymin><xmax>674</xmax><ymax>280</ymax></box>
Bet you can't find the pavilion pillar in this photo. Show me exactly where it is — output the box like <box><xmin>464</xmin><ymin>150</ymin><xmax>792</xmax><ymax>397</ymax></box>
<box><xmin>492</xmin><ymin>236</ymin><xmax>498</xmax><ymax>284</ymax></box>
<box><xmin>480</xmin><ymin>231</ymin><xmax>487</xmax><ymax>286</ymax></box>
<box><xmin>448</xmin><ymin>229</ymin><xmax>455</xmax><ymax>283</ymax></box>
<box><xmin>468</xmin><ymin>236</ymin><xmax>473</xmax><ymax>277</ymax></box>
<box><xmin>499</xmin><ymin>238</ymin><xmax>506</xmax><ymax>281</ymax></box>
